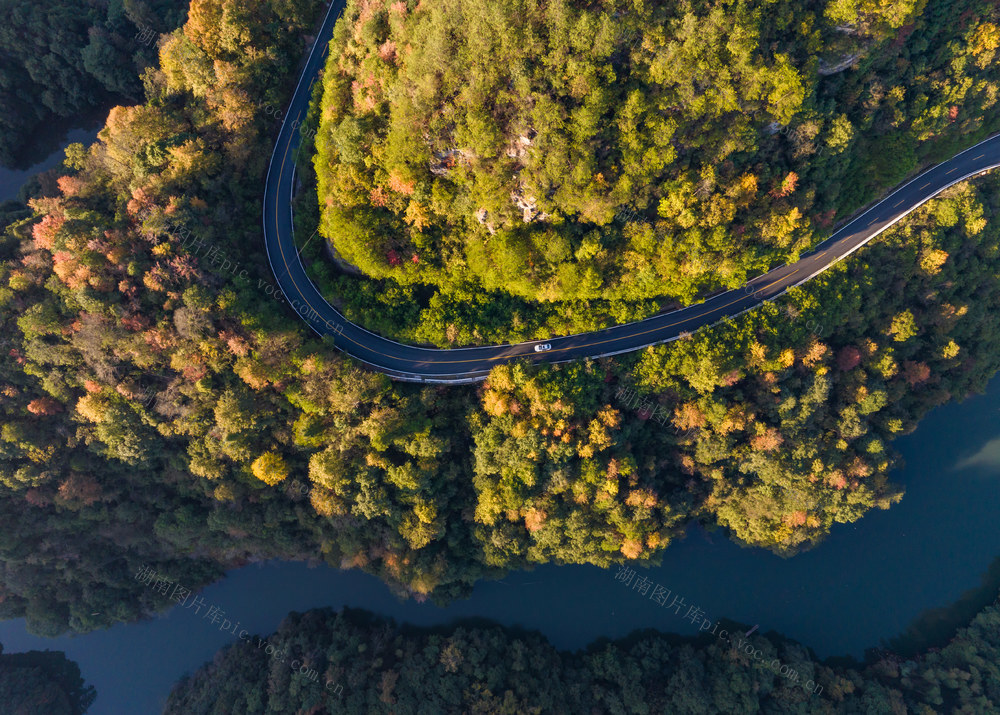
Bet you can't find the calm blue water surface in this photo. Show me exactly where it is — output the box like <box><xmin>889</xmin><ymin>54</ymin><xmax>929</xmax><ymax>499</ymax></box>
<box><xmin>2</xmin><ymin>376</ymin><xmax>1000</xmax><ymax>714</ymax></box>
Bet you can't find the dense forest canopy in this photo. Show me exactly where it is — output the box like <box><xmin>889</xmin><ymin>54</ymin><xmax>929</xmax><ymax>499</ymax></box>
<box><xmin>0</xmin><ymin>0</ymin><xmax>998</xmax><ymax>643</ymax></box>
<box><xmin>164</xmin><ymin>597</ymin><xmax>1000</xmax><ymax>713</ymax></box>
<box><xmin>310</xmin><ymin>0</ymin><xmax>1000</xmax><ymax>346</ymax></box>
<box><xmin>0</xmin><ymin>0</ymin><xmax>187</xmax><ymax>167</ymax></box>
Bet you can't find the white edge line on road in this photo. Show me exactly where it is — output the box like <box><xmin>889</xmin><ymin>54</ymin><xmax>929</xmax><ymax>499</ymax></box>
<box><xmin>263</xmin><ymin>25</ymin><xmax>1000</xmax><ymax>382</ymax></box>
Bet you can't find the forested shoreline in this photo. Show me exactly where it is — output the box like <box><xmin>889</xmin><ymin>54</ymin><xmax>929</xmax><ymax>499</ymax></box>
<box><xmin>0</xmin><ymin>0</ymin><xmax>999</xmax><ymax>650</ymax></box>
<box><xmin>0</xmin><ymin>0</ymin><xmax>188</xmax><ymax>168</ymax></box>
<box><xmin>164</xmin><ymin>593</ymin><xmax>1000</xmax><ymax>713</ymax></box>
<box><xmin>0</xmin><ymin>641</ymin><xmax>95</xmax><ymax>714</ymax></box>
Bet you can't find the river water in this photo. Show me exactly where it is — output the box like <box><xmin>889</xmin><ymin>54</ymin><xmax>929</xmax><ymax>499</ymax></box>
<box><xmin>1</xmin><ymin>371</ymin><xmax>999</xmax><ymax>713</ymax></box>
<box><xmin>0</xmin><ymin>125</ymin><xmax>102</xmax><ymax>203</ymax></box>
<box><xmin>2</xmin><ymin>119</ymin><xmax>1000</xmax><ymax>714</ymax></box>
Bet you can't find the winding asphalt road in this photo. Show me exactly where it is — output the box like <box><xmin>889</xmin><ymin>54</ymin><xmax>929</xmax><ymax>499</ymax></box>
<box><xmin>264</xmin><ymin>0</ymin><xmax>1000</xmax><ymax>384</ymax></box>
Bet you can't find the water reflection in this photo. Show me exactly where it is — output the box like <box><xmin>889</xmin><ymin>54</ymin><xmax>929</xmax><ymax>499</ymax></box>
<box><xmin>884</xmin><ymin>554</ymin><xmax>1000</xmax><ymax>657</ymax></box>
<box><xmin>955</xmin><ymin>435</ymin><xmax>1000</xmax><ymax>472</ymax></box>
<box><xmin>0</xmin><ymin>125</ymin><xmax>102</xmax><ymax>203</ymax></box>
<box><xmin>0</xmin><ymin>323</ymin><xmax>999</xmax><ymax>714</ymax></box>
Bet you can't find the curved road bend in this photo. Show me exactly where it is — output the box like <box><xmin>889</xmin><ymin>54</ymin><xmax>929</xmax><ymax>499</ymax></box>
<box><xmin>264</xmin><ymin>1</ymin><xmax>1000</xmax><ymax>384</ymax></box>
